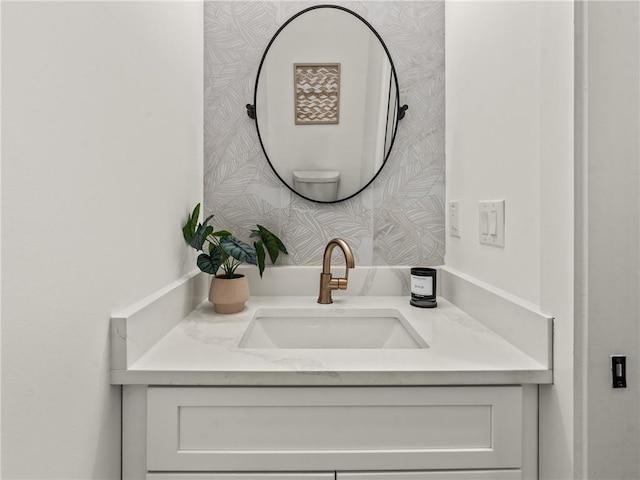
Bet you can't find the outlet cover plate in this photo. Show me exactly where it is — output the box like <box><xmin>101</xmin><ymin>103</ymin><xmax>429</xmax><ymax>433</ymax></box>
<box><xmin>449</xmin><ymin>200</ymin><xmax>461</xmax><ymax>238</ymax></box>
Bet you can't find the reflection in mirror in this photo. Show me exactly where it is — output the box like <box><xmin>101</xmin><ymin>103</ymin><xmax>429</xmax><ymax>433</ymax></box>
<box><xmin>251</xmin><ymin>5</ymin><xmax>407</xmax><ymax>203</ymax></box>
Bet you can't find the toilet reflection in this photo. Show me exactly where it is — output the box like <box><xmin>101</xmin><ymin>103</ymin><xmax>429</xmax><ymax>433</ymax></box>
<box><xmin>292</xmin><ymin>171</ymin><xmax>340</xmax><ymax>202</ymax></box>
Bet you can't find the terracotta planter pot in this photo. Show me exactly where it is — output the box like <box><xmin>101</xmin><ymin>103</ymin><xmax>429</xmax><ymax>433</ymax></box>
<box><xmin>209</xmin><ymin>274</ymin><xmax>250</xmax><ymax>314</ymax></box>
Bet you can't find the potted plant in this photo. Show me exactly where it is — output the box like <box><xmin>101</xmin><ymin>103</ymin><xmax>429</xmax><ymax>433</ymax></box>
<box><xmin>182</xmin><ymin>203</ymin><xmax>287</xmax><ymax>313</ymax></box>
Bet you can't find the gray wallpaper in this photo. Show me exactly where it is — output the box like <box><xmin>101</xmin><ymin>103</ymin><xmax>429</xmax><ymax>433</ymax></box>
<box><xmin>204</xmin><ymin>1</ymin><xmax>444</xmax><ymax>267</ymax></box>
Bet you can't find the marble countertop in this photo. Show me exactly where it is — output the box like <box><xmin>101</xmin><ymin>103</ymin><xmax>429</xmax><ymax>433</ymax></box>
<box><xmin>111</xmin><ymin>294</ymin><xmax>552</xmax><ymax>386</ymax></box>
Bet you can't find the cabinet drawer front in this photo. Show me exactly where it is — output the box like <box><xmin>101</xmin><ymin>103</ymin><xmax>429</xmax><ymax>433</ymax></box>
<box><xmin>147</xmin><ymin>387</ymin><xmax>522</xmax><ymax>472</ymax></box>
<box><xmin>147</xmin><ymin>474</ymin><xmax>333</xmax><ymax>480</ymax></box>
<box><xmin>337</xmin><ymin>471</ymin><xmax>521</xmax><ymax>480</ymax></box>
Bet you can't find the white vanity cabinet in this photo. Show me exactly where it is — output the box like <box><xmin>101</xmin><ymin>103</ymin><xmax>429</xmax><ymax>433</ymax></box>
<box><xmin>124</xmin><ymin>385</ymin><xmax>537</xmax><ymax>480</ymax></box>
<box><xmin>114</xmin><ymin>271</ymin><xmax>551</xmax><ymax>480</ymax></box>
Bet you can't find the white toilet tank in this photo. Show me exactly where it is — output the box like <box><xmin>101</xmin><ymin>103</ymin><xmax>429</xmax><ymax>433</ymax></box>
<box><xmin>293</xmin><ymin>171</ymin><xmax>340</xmax><ymax>202</ymax></box>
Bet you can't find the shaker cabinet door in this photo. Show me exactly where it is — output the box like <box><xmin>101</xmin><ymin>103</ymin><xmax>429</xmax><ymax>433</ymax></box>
<box><xmin>337</xmin><ymin>471</ymin><xmax>521</xmax><ymax>480</ymax></box>
<box><xmin>147</xmin><ymin>386</ymin><xmax>523</xmax><ymax>472</ymax></box>
<box><xmin>147</xmin><ymin>474</ymin><xmax>334</xmax><ymax>480</ymax></box>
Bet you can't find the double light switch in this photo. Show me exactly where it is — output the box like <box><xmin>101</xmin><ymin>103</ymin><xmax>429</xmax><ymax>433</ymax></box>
<box><xmin>479</xmin><ymin>200</ymin><xmax>505</xmax><ymax>247</ymax></box>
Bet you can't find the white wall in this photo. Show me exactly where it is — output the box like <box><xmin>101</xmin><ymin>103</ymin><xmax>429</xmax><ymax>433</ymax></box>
<box><xmin>445</xmin><ymin>2</ymin><xmax>574</xmax><ymax>478</ymax></box>
<box><xmin>2</xmin><ymin>2</ymin><xmax>203</xmax><ymax>478</ymax></box>
<box><xmin>575</xmin><ymin>2</ymin><xmax>640</xmax><ymax>478</ymax></box>
<box><xmin>446</xmin><ymin>1</ymin><xmax>542</xmax><ymax>305</ymax></box>
<box><xmin>537</xmin><ymin>4</ymin><xmax>574</xmax><ymax>479</ymax></box>
<box><xmin>0</xmin><ymin>2</ymin><xmax>4</xmax><ymax>474</ymax></box>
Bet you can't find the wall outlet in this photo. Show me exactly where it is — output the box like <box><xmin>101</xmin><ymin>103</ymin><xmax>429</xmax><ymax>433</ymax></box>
<box><xmin>612</xmin><ymin>355</ymin><xmax>627</xmax><ymax>388</ymax></box>
<box><xmin>479</xmin><ymin>200</ymin><xmax>505</xmax><ymax>247</ymax></box>
<box><xmin>449</xmin><ymin>200</ymin><xmax>461</xmax><ymax>237</ymax></box>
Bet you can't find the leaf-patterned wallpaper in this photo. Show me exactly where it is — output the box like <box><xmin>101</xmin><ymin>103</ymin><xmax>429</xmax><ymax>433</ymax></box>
<box><xmin>204</xmin><ymin>1</ymin><xmax>444</xmax><ymax>267</ymax></box>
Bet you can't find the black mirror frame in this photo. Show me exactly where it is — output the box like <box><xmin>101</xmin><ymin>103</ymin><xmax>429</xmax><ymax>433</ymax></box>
<box><xmin>247</xmin><ymin>4</ymin><xmax>408</xmax><ymax>204</ymax></box>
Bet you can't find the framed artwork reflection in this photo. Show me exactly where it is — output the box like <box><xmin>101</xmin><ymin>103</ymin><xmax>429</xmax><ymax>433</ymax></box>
<box><xmin>294</xmin><ymin>63</ymin><xmax>341</xmax><ymax>125</ymax></box>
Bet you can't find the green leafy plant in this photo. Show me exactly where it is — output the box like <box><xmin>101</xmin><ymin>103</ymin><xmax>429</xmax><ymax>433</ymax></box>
<box><xmin>182</xmin><ymin>203</ymin><xmax>287</xmax><ymax>278</ymax></box>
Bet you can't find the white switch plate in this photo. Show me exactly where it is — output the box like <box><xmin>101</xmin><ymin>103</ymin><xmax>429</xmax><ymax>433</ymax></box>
<box><xmin>449</xmin><ymin>200</ymin><xmax>461</xmax><ymax>237</ymax></box>
<box><xmin>479</xmin><ymin>200</ymin><xmax>505</xmax><ymax>247</ymax></box>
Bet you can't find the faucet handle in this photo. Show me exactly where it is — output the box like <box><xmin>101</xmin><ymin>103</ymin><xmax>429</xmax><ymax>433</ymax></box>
<box><xmin>329</xmin><ymin>277</ymin><xmax>348</xmax><ymax>290</ymax></box>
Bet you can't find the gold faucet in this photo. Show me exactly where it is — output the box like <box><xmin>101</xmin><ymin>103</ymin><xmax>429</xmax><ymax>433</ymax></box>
<box><xmin>318</xmin><ymin>238</ymin><xmax>355</xmax><ymax>304</ymax></box>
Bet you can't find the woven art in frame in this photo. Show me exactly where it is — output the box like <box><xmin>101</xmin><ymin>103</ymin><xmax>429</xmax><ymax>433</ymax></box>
<box><xmin>294</xmin><ymin>63</ymin><xmax>341</xmax><ymax>125</ymax></box>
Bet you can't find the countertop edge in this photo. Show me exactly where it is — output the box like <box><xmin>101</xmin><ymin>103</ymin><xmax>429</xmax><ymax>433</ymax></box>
<box><xmin>111</xmin><ymin>369</ymin><xmax>553</xmax><ymax>386</ymax></box>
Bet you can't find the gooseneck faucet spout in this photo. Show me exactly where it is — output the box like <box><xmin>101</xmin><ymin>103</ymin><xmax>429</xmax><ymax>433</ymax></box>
<box><xmin>318</xmin><ymin>238</ymin><xmax>355</xmax><ymax>304</ymax></box>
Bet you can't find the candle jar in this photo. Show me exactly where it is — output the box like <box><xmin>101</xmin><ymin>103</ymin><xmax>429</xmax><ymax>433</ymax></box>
<box><xmin>410</xmin><ymin>267</ymin><xmax>437</xmax><ymax>308</ymax></box>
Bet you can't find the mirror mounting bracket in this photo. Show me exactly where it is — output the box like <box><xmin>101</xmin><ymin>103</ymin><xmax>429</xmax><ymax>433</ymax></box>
<box><xmin>246</xmin><ymin>104</ymin><xmax>256</xmax><ymax>119</ymax></box>
<box><xmin>398</xmin><ymin>104</ymin><xmax>409</xmax><ymax>121</ymax></box>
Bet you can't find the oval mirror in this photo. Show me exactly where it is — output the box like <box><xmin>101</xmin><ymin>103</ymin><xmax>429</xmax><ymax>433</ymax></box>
<box><xmin>249</xmin><ymin>5</ymin><xmax>407</xmax><ymax>203</ymax></box>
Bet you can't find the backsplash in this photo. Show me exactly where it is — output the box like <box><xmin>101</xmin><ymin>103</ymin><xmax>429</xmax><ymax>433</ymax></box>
<box><xmin>204</xmin><ymin>1</ymin><xmax>444</xmax><ymax>266</ymax></box>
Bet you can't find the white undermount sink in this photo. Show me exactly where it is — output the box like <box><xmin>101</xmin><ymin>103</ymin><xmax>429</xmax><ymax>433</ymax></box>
<box><xmin>238</xmin><ymin>307</ymin><xmax>429</xmax><ymax>349</ymax></box>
